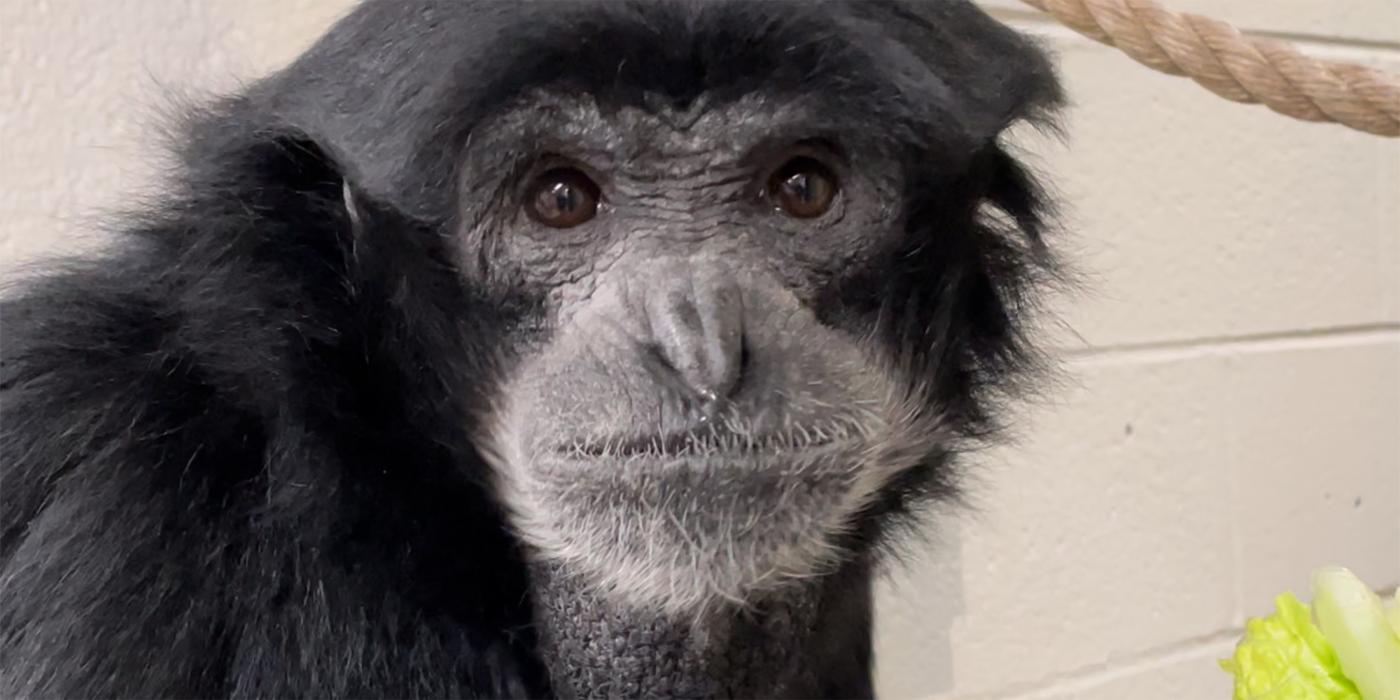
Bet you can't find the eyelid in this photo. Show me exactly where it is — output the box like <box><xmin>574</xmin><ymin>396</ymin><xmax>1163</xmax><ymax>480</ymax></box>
<box><xmin>789</xmin><ymin>137</ymin><xmax>847</xmax><ymax>162</ymax></box>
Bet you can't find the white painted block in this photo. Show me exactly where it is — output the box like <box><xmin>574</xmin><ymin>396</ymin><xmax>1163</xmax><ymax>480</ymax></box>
<box><xmin>0</xmin><ymin>0</ymin><xmax>355</xmax><ymax>270</ymax></box>
<box><xmin>876</xmin><ymin>354</ymin><xmax>1237</xmax><ymax>698</ymax></box>
<box><xmin>1032</xmin><ymin>639</ymin><xmax>1237</xmax><ymax>700</ymax></box>
<box><xmin>1229</xmin><ymin>338</ymin><xmax>1400</xmax><ymax>619</ymax></box>
<box><xmin>1014</xmin><ymin>39</ymin><xmax>1400</xmax><ymax>349</ymax></box>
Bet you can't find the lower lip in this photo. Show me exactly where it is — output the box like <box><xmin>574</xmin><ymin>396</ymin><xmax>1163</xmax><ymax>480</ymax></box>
<box><xmin>541</xmin><ymin>439</ymin><xmax>857</xmax><ymax>472</ymax></box>
<box><xmin>553</xmin><ymin>432</ymin><xmax>854</xmax><ymax>459</ymax></box>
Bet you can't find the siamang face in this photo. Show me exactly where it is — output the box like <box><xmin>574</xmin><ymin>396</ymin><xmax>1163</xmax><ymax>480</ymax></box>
<box><xmin>320</xmin><ymin>0</ymin><xmax>1065</xmax><ymax>617</ymax></box>
<box><xmin>465</xmin><ymin>90</ymin><xmax>949</xmax><ymax>615</ymax></box>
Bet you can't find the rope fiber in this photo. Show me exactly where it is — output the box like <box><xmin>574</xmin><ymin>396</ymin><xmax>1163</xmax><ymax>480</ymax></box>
<box><xmin>1017</xmin><ymin>0</ymin><xmax>1400</xmax><ymax>137</ymax></box>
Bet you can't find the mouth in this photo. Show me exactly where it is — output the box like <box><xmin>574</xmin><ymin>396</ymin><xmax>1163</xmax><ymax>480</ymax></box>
<box><xmin>556</xmin><ymin>424</ymin><xmax>855</xmax><ymax>459</ymax></box>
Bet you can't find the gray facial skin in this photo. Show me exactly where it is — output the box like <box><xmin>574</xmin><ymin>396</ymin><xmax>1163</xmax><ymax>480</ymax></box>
<box><xmin>471</xmin><ymin>92</ymin><xmax>949</xmax><ymax>617</ymax></box>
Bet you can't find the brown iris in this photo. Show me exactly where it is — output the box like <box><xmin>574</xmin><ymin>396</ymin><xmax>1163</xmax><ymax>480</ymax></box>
<box><xmin>526</xmin><ymin>168</ymin><xmax>601</xmax><ymax>228</ymax></box>
<box><xmin>768</xmin><ymin>157</ymin><xmax>839</xmax><ymax>219</ymax></box>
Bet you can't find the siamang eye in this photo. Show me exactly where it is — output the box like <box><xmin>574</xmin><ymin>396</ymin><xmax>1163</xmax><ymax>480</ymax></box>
<box><xmin>526</xmin><ymin>168</ymin><xmax>600</xmax><ymax>228</ymax></box>
<box><xmin>768</xmin><ymin>157</ymin><xmax>839</xmax><ymax>219</ymax></box>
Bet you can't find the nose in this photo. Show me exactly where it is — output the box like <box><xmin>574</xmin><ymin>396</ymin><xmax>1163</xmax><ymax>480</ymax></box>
<box><xmin>645</xmin><ymin>265</ymin><xmax>746</xmax><ymax>404</ymax></box>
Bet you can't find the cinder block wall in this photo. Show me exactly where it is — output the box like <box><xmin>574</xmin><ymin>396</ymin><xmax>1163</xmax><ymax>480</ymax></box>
<box><xmin>2</xmin><ymin>3</ymin><xmax>1396</xmax><ymax>699</ymax></box>
<box><xmin>878</xmin><ymin>3</ymin><xmax>1400</xmax><ymax>698</ymax></box>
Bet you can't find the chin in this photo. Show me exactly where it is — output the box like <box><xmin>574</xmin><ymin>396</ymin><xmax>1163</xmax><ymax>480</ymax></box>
<box><xmin>486</xmin><ymin>369</ymin><xmax>950</xmax><ymax>617</ymax></box>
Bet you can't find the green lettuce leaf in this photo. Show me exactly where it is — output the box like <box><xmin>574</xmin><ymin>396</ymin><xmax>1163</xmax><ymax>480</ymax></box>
<box><xmin>1220</xmin><ymin>592</ymin><xmax>1361</xmax><ymax>700</ymax></box>
<box><xmin>1312</xmin><ymin>567</ymin><xmax>1400</xmax><ymax>700</ymax></box>
<box><xmin>1387</xmin><ymin>591</ymin><xmax>1400</xmax><ymax>639</ymax></box>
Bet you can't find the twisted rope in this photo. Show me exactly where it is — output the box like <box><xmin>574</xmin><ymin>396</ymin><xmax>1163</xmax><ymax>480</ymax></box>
<box><xmin>1017</xmin><ymin>0</ymin><xmax>1400</xmax><ymax>137</ymax></box>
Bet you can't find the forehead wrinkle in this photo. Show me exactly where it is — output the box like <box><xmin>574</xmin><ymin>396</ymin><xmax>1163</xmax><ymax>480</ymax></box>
<box><xmin>469</xmin><ymin>86</ymin><xmax>909</xmax><ymax>191</ymax></box>
<box><xmin>472</xmin><ymin>93</ymin><xmax>623</xmax><ymax>166</ymax></box>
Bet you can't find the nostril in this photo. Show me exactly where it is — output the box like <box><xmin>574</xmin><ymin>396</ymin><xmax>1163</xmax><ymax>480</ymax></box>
<box><xmin>696</xmin><ymin>318</ymin><xmax>744</xmax><ymax>403</ymax></box>
<box><xmin>700</xmin><ymin>331</ymin><xmax>745</xmax><ymax>402</ymax></box>
<box><xmin>734</xmin><ymin>333</ymin><xmax>751</xmax><ymax>396</ymax></box>
<box><xmin>696</xmin><ymin>333</ymin><xmax>747</xmax><ymax>421</ymax></box>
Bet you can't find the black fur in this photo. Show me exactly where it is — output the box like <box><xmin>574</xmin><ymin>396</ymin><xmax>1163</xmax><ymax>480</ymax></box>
<box><xmin>0</xmin><ymin>1</ymin><xmax>1060</xmax><ymax>697</ymax></box>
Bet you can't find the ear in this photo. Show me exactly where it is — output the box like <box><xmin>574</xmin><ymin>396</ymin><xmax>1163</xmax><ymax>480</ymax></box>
<box><xmin>858</xmin><ymin>0</ymin><xmax>1063</xmax><ymax>140</ymax></box>
<box><xmin>183</xmin><ymin>117</ymin><xmax>362</xmax><ymax>219</ymax></box>
<box><xmin>164</xmin><ymin>109</ymin><xmax>408</xmax><ymax>282</ymax></box>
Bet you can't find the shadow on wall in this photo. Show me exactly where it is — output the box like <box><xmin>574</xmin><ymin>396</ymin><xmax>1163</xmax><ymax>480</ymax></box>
<box><xmin>875</xmin><ymin>514</ymin><xmax>966</xmax><ymax>699</ymax></box>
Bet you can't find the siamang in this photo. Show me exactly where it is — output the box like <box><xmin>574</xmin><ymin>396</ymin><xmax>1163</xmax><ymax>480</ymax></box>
<box><xmin>0</xmin><ymin>1</ymin><xmax>1061</xmax><ymax>697</ymax></box>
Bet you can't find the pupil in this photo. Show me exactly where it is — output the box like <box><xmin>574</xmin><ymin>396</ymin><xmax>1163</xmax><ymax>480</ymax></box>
<box><xmin>551</xmin><ymin>183</ymin><xmax>576</xmax><ymax>213</ymax></box>
<box><xmin>786</xmin><ymin>173</ymin><xmax>813</xmax><ymax>202</ymax></box>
